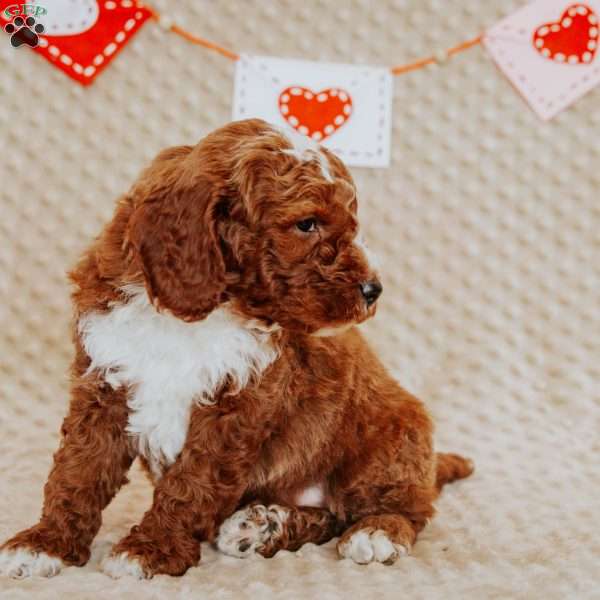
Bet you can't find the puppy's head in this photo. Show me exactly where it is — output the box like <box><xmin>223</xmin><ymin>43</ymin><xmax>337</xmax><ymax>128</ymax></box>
<box><xmin>127</xmin><ymin>119</ymin><xmax>381</xmax><ymax>335</ymax></box>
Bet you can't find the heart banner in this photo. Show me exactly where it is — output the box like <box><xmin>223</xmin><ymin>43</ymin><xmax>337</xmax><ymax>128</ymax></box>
<box><xmin>0</xmin><ymin>0</ymin><xmax>151</xmax><ymax>85</ymax></box>
<box><xmin>484</xmin><ymin>0</ymin><xmax>600</xmax><ymax>120</ymax></box>
<box><xmin>2</xmin><ymin>0</ymin><xmax>599</xmax><ymax>146</ymax></box>
<box><xmin>233</xmin><ymin>55</ymin><xmax>393</xmax><ymax>168</ymax></box>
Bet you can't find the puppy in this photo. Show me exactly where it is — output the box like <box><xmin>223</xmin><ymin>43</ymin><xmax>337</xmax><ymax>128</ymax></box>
<box><xmin>0</xmin><ymin>119</ymin><xmax>472</xmax><ymax>579</ymax></box>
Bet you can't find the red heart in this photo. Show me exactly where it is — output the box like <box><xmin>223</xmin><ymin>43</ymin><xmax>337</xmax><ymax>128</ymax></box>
<box><xmin>278</xmin><ymin>87</ymin><xmax>353</xmax><ymax>141</ymax></box>
<box><xmin>0</xmin><ymin>1</ymin><xmax>151</xmax><ymax>85</ymax></box>
<box><xmin>533</xmin><ymin>3</ymin><xmax>598</xmax><ymax>64</ymax></box>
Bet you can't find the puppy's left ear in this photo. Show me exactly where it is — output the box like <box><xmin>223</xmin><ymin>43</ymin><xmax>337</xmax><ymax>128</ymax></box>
<box><xmin>126</xmin><ymin>146</ymin><xmax>227</xmax><ymax>322</ymax></box>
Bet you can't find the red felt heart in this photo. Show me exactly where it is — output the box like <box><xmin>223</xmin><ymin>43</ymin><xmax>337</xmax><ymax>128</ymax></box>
<box><xmin>0</xmin><ymin>0</ymin><xmax>151</xmax><ymax>85</ymax></box>
<box><xmin>278</xmin><ymin>86</ymin><xmax>353</xmax><ymax>141</ymax></box>
<box><xmin>533</xmin><ymin>3</ymin><xmax>598</xmax><ymax>64</ymax></box>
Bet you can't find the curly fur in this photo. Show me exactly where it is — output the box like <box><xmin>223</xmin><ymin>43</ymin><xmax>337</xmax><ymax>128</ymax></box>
<box><xmin>0</xmin><ymin>119</ymin><xmax>473</xmax><ymax>579</ymax></box>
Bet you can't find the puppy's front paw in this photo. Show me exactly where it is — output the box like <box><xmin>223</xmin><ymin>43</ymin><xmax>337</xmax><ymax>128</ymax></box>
<box><xmin>217</xmin><ymin>504</ymin><xmax>288</xmax><ymax>558</ymax></box>
<box><xmin>104</xmin><ymin>528</ymin><xmax>200</xmax><ymax>578</ymax></box>
<box><xmin>101</xmin><ymin>552</ymin><xmax>148</xmax><ymax>580</ymax></box>
<box><xmin>0</xmin><ymin>547</ymin><xmax>64</xmax><ymax>579</ymax></box>
<box><xmin>337</xmin><ymin>529</ymin><xmax>409</xmax><ymax>565</ymax></box>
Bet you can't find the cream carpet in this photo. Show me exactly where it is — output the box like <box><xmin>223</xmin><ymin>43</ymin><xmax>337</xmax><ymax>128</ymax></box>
<box><xmin>0</xmin><ymin>1</ymin><xmax>599</xmax><ymax>598</ymax></box>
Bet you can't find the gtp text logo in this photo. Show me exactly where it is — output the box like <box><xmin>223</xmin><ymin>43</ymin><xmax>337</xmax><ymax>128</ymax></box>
<box><xmin>4</xmin><ymin>3</ymin><xmax>47</xmax><ymax>17</ymax></box>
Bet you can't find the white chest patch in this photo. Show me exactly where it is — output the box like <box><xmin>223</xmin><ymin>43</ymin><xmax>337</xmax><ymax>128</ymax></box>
<box><xmin>78</xmin><ymin>286</ymin><xmax>279</xmax><ymax>478</ymax></box>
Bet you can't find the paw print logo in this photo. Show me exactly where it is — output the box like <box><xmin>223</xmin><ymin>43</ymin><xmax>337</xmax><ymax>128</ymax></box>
<box><xmin>4</xmin><ymin>16</ymin><xmax>45</xmax><ymax>48</ymax></box>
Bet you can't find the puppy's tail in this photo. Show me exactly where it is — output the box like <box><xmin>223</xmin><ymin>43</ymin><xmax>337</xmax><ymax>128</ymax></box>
<box><xmin>435</xmin><ymin>452</ymin><xmax>474</xmax><ymax>492</ymax></box>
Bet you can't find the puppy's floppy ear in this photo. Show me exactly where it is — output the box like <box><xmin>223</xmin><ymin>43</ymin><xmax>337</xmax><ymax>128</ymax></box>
<box><xmin>126</xmin><ymin>145</ymin><xmax>227</xmax><ymax>322</ymax></box>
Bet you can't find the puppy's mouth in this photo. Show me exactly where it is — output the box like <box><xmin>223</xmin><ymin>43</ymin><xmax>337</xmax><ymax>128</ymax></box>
<box><xmin>312</xmin><ymin>293</ymin><xmax>379</xmax><ymax>337</ymax></box>
<box><xmin>355</xmin><ymin>300</ymin><xmax>378</xmax><ymax>324</ymax></box>
<box><xmin>361</xmin><ymin>302</ymin><xmax>378</xmax><ymax>320</ymax></box>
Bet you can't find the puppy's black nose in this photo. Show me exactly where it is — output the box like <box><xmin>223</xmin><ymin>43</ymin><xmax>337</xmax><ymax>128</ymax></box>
<box><xmin>360</xmin><ymin>280</ymin><xmax>383</xmax><ymax>307</ymax></box>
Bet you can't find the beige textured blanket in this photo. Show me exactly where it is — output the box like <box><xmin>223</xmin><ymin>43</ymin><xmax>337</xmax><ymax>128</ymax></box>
<box><xmin>1</xmin><ymin>1</ymin><xmax>598</xmax><ymax>598</ymax></box>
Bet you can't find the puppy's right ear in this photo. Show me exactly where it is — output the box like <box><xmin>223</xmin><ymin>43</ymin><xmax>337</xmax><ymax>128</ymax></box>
<box><xmin>125</xmin><ymin>145</ymin><xmax>228</xmax><ymax>322</ymax></box>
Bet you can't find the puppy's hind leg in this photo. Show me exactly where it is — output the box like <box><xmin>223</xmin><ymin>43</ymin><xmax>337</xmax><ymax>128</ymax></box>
<box><xmin>334</xmin><ymin>455</ymin><xmax>474</xmax><ymax>566</ymax></box>
<box><xmin>337</xmin><ymin>514</ymin><xmax>416</xmax><ymax>565</ymax></box>
<box><xmin>217</xmin><ymin>504</ymin><xmax>343</xmax><ymax>558</ymax></box>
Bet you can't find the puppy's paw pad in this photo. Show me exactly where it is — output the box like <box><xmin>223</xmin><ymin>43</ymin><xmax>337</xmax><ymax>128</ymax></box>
<box><xmin>101</xmin><ymin>552</ymin><xmax>147</xmax><ymax>580</ymax></box>
<box><xmin>338</xmin><ymin>529</ymin><xmax>409</xmax><ymax>565</ymax></box>
<box><xmin>217</xmin><ymin>504</ymin><xmax>287</xmax><ymax>558</ymax></box>
<box><xmin>0</xmin><ymin>547</ymin><xmax>63</xmax><ymax>578</ymax></box>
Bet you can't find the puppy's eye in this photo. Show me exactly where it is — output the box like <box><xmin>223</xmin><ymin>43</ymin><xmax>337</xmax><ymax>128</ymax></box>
<box><xmin>296</xmin><ymin>218</ymin><xmax>318</xmax><ymax>233</ymax></box>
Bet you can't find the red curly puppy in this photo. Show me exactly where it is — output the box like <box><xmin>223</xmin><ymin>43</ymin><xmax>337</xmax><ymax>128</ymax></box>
<box><xmin>0</xmin><ymin>119</ymin><xmax>472</xmax><ymax>579</ymax></box>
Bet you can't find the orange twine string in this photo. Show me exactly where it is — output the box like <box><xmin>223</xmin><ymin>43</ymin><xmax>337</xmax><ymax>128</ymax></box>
<box><xmin>147</xmin><ymin>5</ymin><xmax>482</xmax><ymax>74</ymax></box>
<box><xmin>170</xmin><ymin>22</ymin><xmax>240</xmax><ymax>61</ymax></box>
<box><xmin>147</xmin><ymin>6</ymin><xmax>239</xmax><ymax>61</ymax></box>
<box><xmin>391</xmin><ymin>35</ymin><xmax>484</xmax><ymax>75</ymax></box>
